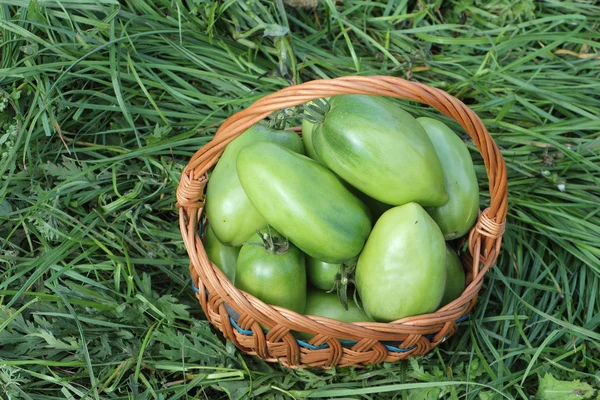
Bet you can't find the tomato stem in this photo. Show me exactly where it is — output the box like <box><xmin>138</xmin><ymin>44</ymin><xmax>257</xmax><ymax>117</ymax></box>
<box><xmin>256</xmin><ymin>228</ymin><xmax>290</xmax><ymax>255</ymax></box>
<box><xmin>269</xmin><ymin>109</ymin><xmax>294</xmax><ymax>130</ymax></box>
<box><xmin>327</xmin><ymin>258</ymin><xmax>357</xmax><ymax>310</ymax></box>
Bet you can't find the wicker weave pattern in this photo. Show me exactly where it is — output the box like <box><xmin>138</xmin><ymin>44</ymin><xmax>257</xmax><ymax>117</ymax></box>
<box><xmin>177</xmin><ymin>76</ymin><xmax>508</xmax><ymax>368</ymax></box>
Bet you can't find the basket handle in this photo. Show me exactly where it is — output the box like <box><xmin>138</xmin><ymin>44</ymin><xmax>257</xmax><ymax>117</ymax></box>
<box><xmin>176</xmin><ymin>76</ymin><xmax>507</xmax><ymax>257</ymax></box>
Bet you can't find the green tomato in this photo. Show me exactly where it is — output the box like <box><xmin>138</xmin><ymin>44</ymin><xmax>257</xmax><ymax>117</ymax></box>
<box><xmin>205</xmin><ymin>123</ymin><xmax>304</xmax><ymax>246</ymax></box>
<box><xmin>306</xmin><ymin>256</ymin><xmax>339</xmax><ymax>291</ymax></box>
<box><xmin>296</xmin><ymin>288</ymin><xmax>372</xmax><ymax>341</ymax></box>
<box><xmin>301</xmin><ymin>118</ymin><xmax>321</xmax><ymax>162</ymax></box>
<box><xmin>417</xmin><ymin>117</ymin><xmax>480</xmax><ymax>240</ymax></box>
<box><xmin>440</xmin><ymin>246</ymin><xmax>466</xmax><ymax>307</ymax></box>
<box><xmin>305</xmin><ymin>134</ymin><xmax>390</xmax><ymax>223</ymax></box>
<box><xmin>348</xmin><ymin>186</ymin><xmax>393</xmax><ymax>222</ymax></box>
<box><xmin>304</xmin><ymin>289</ymin><xmax>370</xmax><ymax>322</ymax></box>
<box><xmin>313</xmin><ymin>95</ymin><xmax>448</xmax><ymax>207</ymax></box>
<box><xmin>356</xmin><ymin>203</ymin><xmax>447</xmax><ymax>322</ymax></box>
<box><xmin>204</xmin><ymin>225</ymin><xmax>239</xmax><ymax>282</ymax></box>
<box><xmin>236</xmin><ymin>142</ymin><xmax>372</xmax><ymax>264</ymax></box>
<box><xmin>235</xmin><ymin>229</ymin><xmax>306</xmax><ymax>314</ymax></box>
<box><xmin>301</xmin><ymin>98</ymin><xmax>330</xmax><ymax>163</ymax></box>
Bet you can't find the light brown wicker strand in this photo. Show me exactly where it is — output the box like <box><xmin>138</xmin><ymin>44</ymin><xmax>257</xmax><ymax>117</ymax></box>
<box><xmin>177</xmin><ymin>76</ymin><xmax>508</xmax><ymax>368</ymax></box>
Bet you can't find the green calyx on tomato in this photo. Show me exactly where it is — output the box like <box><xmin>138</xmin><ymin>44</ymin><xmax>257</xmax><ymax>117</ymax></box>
<box><xmin>204</xmin><ymin>225</ymin><xmax>239</xmax><ymax>283</ymax></box>
<box><xmin>417</xmin><ymin>117</ymin><xmax>480</xmax><ymax>240</ymax></box>
<box><xmin>205</xmin><ymin>123</ymin><xmax>304</xmax><ymax>247</ymax></box>
<box><xmin>254</xmin><ymin>228</ymin><xmax>291</xmax><ymax>255</ymax></box>
<box><xmin>356</xmin><ymin>202</ymin><xmax>447</xmax><ymax>322</ymax></box>
<box><xmin>236</xmin><ymin>141</ymin><xmax>372</xmax><ymax>264</ymax></box>
<box><xmin>235</xmin><ymin>228</ymin><xmax>306</xmax><ymax>314</ymax></box>
<box><xmin>312</xmin><ymin>94</ymin><xmax>449</xmax><ymax>207</ymax></box>
<box><xmin>306</xmin><ymin>256</ymin><xmax>359</xmax><ymax>310</ymax></box>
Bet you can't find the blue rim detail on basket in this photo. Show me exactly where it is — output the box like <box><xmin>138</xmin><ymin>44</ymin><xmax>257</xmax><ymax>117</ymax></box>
<box><xmin>193</xmin><ymin>280</ymin><xmax>470</xmax><ymax>352</ymax></box>
<box><xmin>456</xmin><ymin>313</ymin><xmax>470</xmax><ymax>323</ymax></box>
<box><xmin>296</xmin><ymin>340</ymin><xmax>330</xmax><ymax>350</ymax></box>
<box><xmin>386</xmin><ymin>344</ymin><xmax>415</xmax><ymax>353</ymax></box>
<box><xmin>192</xmin><ymin>281</ymin><xmax>200</xmax><ymax>294</ymax></box>
<box><xmin>224</xmin><ymin>315</ymin><xmax>418</xmax><ymax>353</ymax></box>
<box><xmin>339</xmin><ymin>340</ymin><xmax>417</xmax><ymax>353</ymax></box>
<box><xmin>230</xmin><ymin>316</ymin><xmax>254</xmax><ymax>335</ymax></box>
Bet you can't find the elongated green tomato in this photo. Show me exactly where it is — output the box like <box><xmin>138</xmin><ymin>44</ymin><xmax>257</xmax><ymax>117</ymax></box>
<box><xmin>313</xmin><ymin>95</ymin><xmax>448</xmax><ymax>206</ymax></box>
<box><xmin>236</xmin><ymin>142</ymin><xmax>372</xmax><ymax>264</ymax></box>
<box><xmin>417</xmin><ymin>117</ymin><xmax>480</xmax><ymax>240</ymax></box>
<box><xmin>296</xmin><ymin>289</ymin><xmax>372</xmax><ymax>341</ymax></box>
<box><xmin>204</xmin><ymin>226</ymin><xmax>239</xmax><ymax>282</ymax></box>
<box><xmin>235</xmin><ymin>230</ymin><xmax>306</xmax><ymax>314</ymax></box>
<box><xmin>306</xmin><ymin>257</ymin><xmax>339</xmax><ymax>291</ymax></box>
<box><xmin>356</xmin><ymin>203</ymin><xmax>446</xmax><ymax>322</ymax></box>
<box><xmin>205</xmin><ymin>123</ymin><xmax>304</xmax><ymax>246</ymax></box>
<box><xmin>440</xmin><ymin>246</ymin><xmax>466</xmax><ymax>307</ymax></box>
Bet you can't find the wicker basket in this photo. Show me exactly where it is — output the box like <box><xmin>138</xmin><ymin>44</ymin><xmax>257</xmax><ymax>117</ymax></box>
<box><xmin>176</xmin><ymin>76</ymin><xmax>508</xmax><ymax>368</ymax></box>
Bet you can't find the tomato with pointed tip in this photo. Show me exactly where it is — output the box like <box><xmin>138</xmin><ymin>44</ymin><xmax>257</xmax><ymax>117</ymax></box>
<box><xmin>356</xmin><ymin>202</ymin><xmax>447</xmax><ymax>322</ymax></box>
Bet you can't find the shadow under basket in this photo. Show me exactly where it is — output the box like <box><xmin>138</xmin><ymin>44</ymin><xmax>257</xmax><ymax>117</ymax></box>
<box><xmin>176</xmin><ymin>76</ymin><xmax>508</xmax><ymax>369</ymax></box>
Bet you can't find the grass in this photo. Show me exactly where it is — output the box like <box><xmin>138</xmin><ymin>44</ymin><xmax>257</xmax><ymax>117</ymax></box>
<box><xmin>1</xmin><ymin>0</ymin><xmax>599</xmax><ymax>398</ymax></box>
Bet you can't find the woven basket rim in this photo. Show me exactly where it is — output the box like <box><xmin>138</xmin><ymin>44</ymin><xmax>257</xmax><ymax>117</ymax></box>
<box><xmin>176</xmin><ymin>75</ymin><xmax>508</xmax><ymax>368</ymax></box>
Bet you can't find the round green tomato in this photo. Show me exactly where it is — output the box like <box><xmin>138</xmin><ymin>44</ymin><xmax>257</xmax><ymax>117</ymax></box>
<box><xmin>296</xmin><ymin>289</ymin><xmax>372</xmax><ymax>341</ymax></box>
<box><xmin>235</xmin><ymin>230</ymin><xmax>306</xmax><ymax>314</ymax></box>
<box><xmin>306</xmin><ymin>257</ymin><xmax>339</xmax><ymax>291</ymax></box>
<box><xmin>205</xmin><ymin>123</ymin><xmax>304</xmax><ymax>246</ymax></box>
<box><xmin>440</xmin><ymin>246</ymin><xmax>466</xmax><ymax>307</ymax></box>
<box><xmin>204</xmin><ymin>225</ymin><xmax>239</xmax><ymax>283</ymax></box>
<box><xmin>304</xmin><ymin>289</ymin><xmax>370</xmax><ymax>322</ymax></box>
<box><xmin>356</xmin><ymin>203</ymin><xmax>447</xmax><ymax>322</ymax></box>
<box><xmin>313</xmin><ymin>95</ymin><xmax>448</xmax><ymax>207</ymax></box>
<box><xmin>417</xmin><ymin>117</ymin><xmax>480</xmax><ymax>240</ymax></box>
<box><xmin>236</xmin><ymin>142</ymin><xmax>372</xmax><ymax>264</ymax></box>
